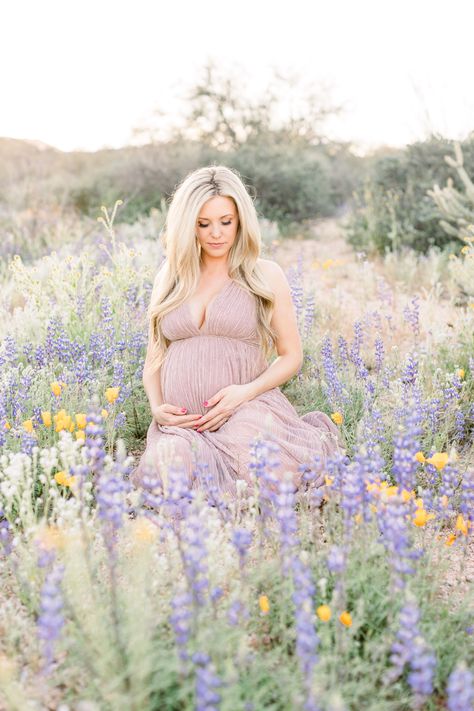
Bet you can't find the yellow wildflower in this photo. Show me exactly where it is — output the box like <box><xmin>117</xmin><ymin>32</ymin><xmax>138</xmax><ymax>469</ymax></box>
<box><xmin>75</xmin><ymin>413</ymin><xmax>87</xmax><ymax>429</ymax></box>
<box><xmin>456</xmin><ymin>514</ymin><xmax>469</xmax><ymax>536</ymax></box>
<box><xmin>105</xmin><ymin>387</ymin><xmax>120</xmax><ymax>404</ymax></box>
<box><xmin>324</xmin><ymin>476</ymin><xmax>334</xmax><ymax>487</ymax></box>
<box><xmin>50</xmin><ymin>381</ymin><xmax>62</xmax><ymax>397</ymax></box>
<box><xmin>339</xmin><ymin>611</ymin><xmax>352</xmax><ymax>627</ymax></box>
<box><xmin>322</xmin><ymin>259</ymin><xmax>334</xmax><ymax>269</ymax></box>
<box><xmin>413</xmin><ymin>508</ymin><xmax>432</xmax><ymax>527</ymax></box>
<box><xmin>354</xmin><ymin>512</ymin><xmax>362</xmax><ymax>524</ymax></box>
<box><xmin>461</xmin><ymin>245</ymin><xmax>470</xmax><ymax>254</ymax></box>
<box><xmin>101</xmin><ymin>409</ymin><xmax>109</xmax><ymax>419</ymax></box>
<box><xmin>445</xmin><ymin>533</ymin><xmax>456</xmax><ymax>546</ymax></box>
<box><xmin>75</xmin><ymin>430</ymin><xmax>85</xmax><ymax>441</ymax></box>
<box><xmin>457</xmin><ymin>368</ymin><xmax>465</xmax><ymax>379</ymax></box>
<box><xmin>54</xmin><ymin>471</ymin><xmax>68</xmax><ymax>485</ymax></box>
<box><xmin>41</xmin><ymin>411</ymin><xmax>52</xmax><ymax>427</ymax></box>
<box><xmin>259</xmin><ymin>595</ymin><xmax>270</xmax><ymax>614</ymax></box>
<box><xmin>4</xmin><ymin>421</ymin><xmax>11</xmax><ymax>430</ymax></box>
<box><xmin>331</xmin><ymin>411</ymin><xmax>344</xmax><ymax>425</ymax></box>
<box><xmin>316</xmin><ymin>604</ymin><xmax>331</xmax><ymax>622</ymax></box>
<box><xmin>401</xmin><ymin>489</ymin><xmax>415</xmax><ymax>502</ymax></box>
<box><xmin>369</xmin><ymin>503</ymin><xmax>378</xmax><ymax>513</ymax></box>
<box><xmin>22</xmin><ymin>419</ymin><xmax>33</xmax><ymax>433</ymax></box>
<box><xmin>55</xmin><ymin>471</ymin><xmax>76</xmax><ymax>487</ymax></box>
<box><xmin>415</xmin><ymin>497</ymin><xmax>424</xmax><ymax>508</ymax></box>
<box><xmin>426</xmin><ymin>452</ymin><xmax>449</xmax><ymax>470</ymax></box>
<box><xmin>414</xmin><ymin>451</ymin><xmax>426</xmax><ymax>463</ymax></box>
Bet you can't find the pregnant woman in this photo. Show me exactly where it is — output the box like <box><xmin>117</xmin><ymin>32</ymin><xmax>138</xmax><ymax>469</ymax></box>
<box><xmin>130</xmin><ymin>165</ymin><xmax>345</xmax><ymax>496</ymax></box>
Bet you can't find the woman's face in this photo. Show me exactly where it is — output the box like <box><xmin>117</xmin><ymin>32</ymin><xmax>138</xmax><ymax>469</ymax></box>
<box><xmin>195</xmin><ymin>195</ymin><xmax>239</xmax><ymax>262</ymax></box>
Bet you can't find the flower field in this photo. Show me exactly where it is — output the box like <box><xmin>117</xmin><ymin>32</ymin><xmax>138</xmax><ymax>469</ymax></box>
<box><xmin>0</xmin><ymin>207</ymin><xmax>473</xmax><ymax>710</ymax></box>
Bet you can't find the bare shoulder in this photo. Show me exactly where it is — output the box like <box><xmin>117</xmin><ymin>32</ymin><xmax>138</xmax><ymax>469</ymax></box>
<box><xmin>256</xmin><ymin>258</ymin><xmax>288</xmax><ymax>291</ymax></box>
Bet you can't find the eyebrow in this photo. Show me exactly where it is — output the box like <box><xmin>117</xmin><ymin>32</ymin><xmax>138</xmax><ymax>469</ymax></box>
<box><xmin>198</xmin><ymin>213</ymin><xmax>234</xmax><ymax>220</ymax></box>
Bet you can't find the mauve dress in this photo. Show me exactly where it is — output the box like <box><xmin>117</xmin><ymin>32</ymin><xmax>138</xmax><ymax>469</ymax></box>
<box><xmin>129</xmin><ymin>278</ymin><xmax>345</xmax><ymax>496</ymax></box>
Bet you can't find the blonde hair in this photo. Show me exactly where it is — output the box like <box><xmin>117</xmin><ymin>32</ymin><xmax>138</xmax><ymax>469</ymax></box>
<box><xmin>146</xmin><ymin>164</ymin><xmax>278</xmax><ymax>374</ymax></box>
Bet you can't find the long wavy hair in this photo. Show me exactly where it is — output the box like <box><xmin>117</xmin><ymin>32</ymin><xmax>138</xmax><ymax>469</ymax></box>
<box><xmin>145</xmin><ymin>165</ymin><xmax>278</xmax><ymax>374</ymax></box>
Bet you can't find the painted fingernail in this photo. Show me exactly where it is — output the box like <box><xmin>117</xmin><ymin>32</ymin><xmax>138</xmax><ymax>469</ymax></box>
<box><xmin>181</xmin><ymin>408</ymin><xmax>187</xmax><ymax>413</ymax></box>
<box><xmin>203</xmin><ymin>401</ymin><xmax>208</xmax><ymax>406</ymax></box>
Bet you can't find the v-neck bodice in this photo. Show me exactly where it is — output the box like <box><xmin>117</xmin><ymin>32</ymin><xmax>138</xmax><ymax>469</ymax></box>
<box><xmin>160</xmin><ymin>279</ymin><xmax>261</xmax><ymax>344</ymax></box>
<box><xmin>186</xmin><ymin>278</ymin><xmax>234</xmax><ymax>333</ymax></box>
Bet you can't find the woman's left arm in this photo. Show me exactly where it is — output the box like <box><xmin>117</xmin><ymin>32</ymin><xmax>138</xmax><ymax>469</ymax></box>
<box><xmin>243</xmin><ymin>259</ymin><xmax>303</xmax><ymax>399</ymax></box>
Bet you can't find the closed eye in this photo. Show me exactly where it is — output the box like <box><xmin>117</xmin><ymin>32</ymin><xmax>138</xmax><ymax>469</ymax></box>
<box><xmin>198</xmin><ymin>220</ymin><xmax>232</xmax><ymax>227</ymax></box>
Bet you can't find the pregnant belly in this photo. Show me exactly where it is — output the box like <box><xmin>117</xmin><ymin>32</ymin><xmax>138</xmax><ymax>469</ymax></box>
<box><xmin>160</xmin><ymin>337</ymin><xmax>266</xmax><ymax>415</ymax></box>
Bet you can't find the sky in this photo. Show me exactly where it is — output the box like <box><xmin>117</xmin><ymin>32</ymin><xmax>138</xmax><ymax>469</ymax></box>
<box><xmin>1</xmin><ymin>0</ymin><xmax>473</xmax><ymax>154</ymax></box>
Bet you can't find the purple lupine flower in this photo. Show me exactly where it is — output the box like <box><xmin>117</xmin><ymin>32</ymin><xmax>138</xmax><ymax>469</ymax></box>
<box><xmin>303</xmin><ymin>293</ymin><xmax>316</xmax><ymax>339</ymax></box>
<box><xmin>89</xmin><ymin>331</ymin><xmax>108</xmax><ymax>366</ymax></box>
<box><xmin>194</xmin><ymin>459</ymin><xmax>231</xmax><ymax>523</ymax></box>
<box><xmin>169</xmin><ymin>589</ymin><xmax>193</xmax><ymax>661</ymax></box>
<box><xmin>435</xmin><ymin>463</ymin><xmax>460</xmax><ymax>518</ymax></box>
<box><xmin>0</xmin><ymin>508</ymin><xmax>14</xmax><ymax>556</ymax></box>
<box><xmin>274</xmin><ymin>473</ymin><xmax>299</xmax><ymax>573</ymax></box>
<box><xmin>374</xmin><ymin>336</ymin><xmax>384</xmax><ymax>374</ymax></box>
<box><xmin>340</xmin><ymin>459</ymin><xmax>366</xmax><ymax>539</ymax></box>
<box><xmin>0</xmin><ymin>334</ymin><xmax>18</xmax><ymax>366</ymax></box>
<box><xmin>231</xmin><ymin>528</ymin><xmax>253</xmax><ymax>572</ymax></box>
<box><xmin>35</xmin><ymin>344</ymin><xmax>47</xmax><ymax>368</ymax></box>
<box><xmin>288</xmin><ymin>273</ymin><xmax>304</xmax><ymax>324</ymax></box>
<box><xmin>291</xmin><ymin>554</ymin><xmax>322</xmax><ymax>711</ymax></box>
<box><xmin>460</xmin><ymin>469</ymin><xmax>474</xmax><ymax>526</ymax></box>
<box><xmin>400</xmin><ymin>351</ymin><xmax>418</xmax><ymax>388</ymax></box>
<box><xmin>84</xmin><ymin>411</ymin><xmax>107</xmax><ymax>475</ymax></box>
<box><xmin>377</xmin><ymin>495</ymin><xmax>424</xmax><ymax>591</ymax></box>
<box><xmin>326</xmin><ymin>545</ymin><xmax>346</xmax><ymax>574</ymax></box>
<box><xmin>403</xmin><ymin>294</ymin><xmax>420</xmax><ymax>337</ymax></box>
<box><xmin>337</xmin><ymin>335</ymin><xmax>350</xmax><ymax>370</ymax></box>
<box><xmin>22</xmin><ymin>341</ymin><xmax>35</xmax><ymax>365</ymax></box>
<box><xmin>166</xmin><ymin>460</ymin><xmax>195</xmax><ymax>521</ymax></box>
<box><xmin>96</xmin><ymin>450</ymin><xmax>130</xmax><ymax>538</ymax></box>
<box><xmin>350</xmin><ymin>320</ymin><xmax>369</xmax><ymax>381</ymax></box>
<box><xmin>442</xmin><ymin>372</ymin><xmax>463</xmax><ymax>410</ymax></box>
<box><xmin>76</xmin><ymin>294</ymin><xmax>86</xmax><ymax>320</ymax></box>
<box><xmin>210</xmin><ymin>587</ymin><xmax>224</xmax><ymax>604</ymax></box>
<box><xmin>192</xmin><ymin>651</ymin><xmax>223</xmax><ymax>711</ymax></box>
<box><xmin>37</xmin><ymin>559</ymin><xmax>66</xmax><ymax>674</ymax></box>
<box><xmin>426</xmin><ymin>396</ymin><xmax>443</xmax><ymax>433</ymax></box>
<box><xmin>407</xmin><ymin>635</ymin><xmax>437</xmax><ymax>704</ymax></box>
<box><xmin>248</xmin><ymin>435</ymin><xmax>281</xmax><ymax>526</ymax></box>
<box><xmin>21</xmin><ymin>430</ymin><xmax>37</xmax><ymax>456</ymax></box>
<box><xmin>391</xmin><ymin>402</ymin><xmax>424</xmax><ymax>493</ymax></box>
<box><xmin>385</xmin><ymin>600</ymin><xmax>420</xmax><ymax>683</ymax></box>
<box><xmin>181</xmin><ymin>508</ymin><xmax>210</xmax><ymax>607</ymax></box>
<box><xmin>321</xmin><ymin>335</ymin><xmax>347</xmax><ymax>410</ymax></box>
<box><xmin>227</xmin><ymin>599</ymin><xmax>249</xmax><ymax>627</ymax></box>
<box><xmin>447</xmin><ymin>660</ymin><xmax>474</xmax><ymax>711</ymax></box>
<box><xmin>454</xmin><ymin>409</ymin><xmax>466</xmax><ymax>443</ymax></box>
